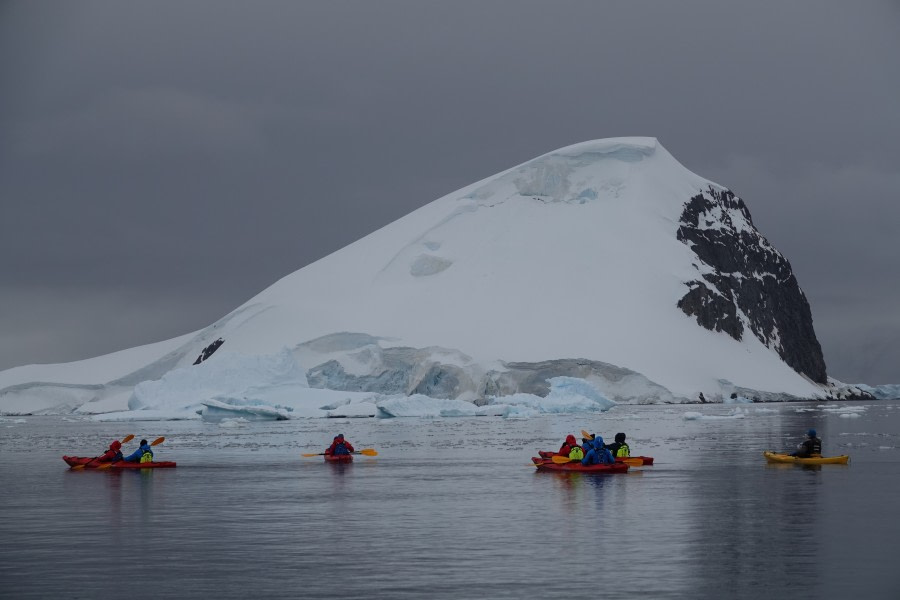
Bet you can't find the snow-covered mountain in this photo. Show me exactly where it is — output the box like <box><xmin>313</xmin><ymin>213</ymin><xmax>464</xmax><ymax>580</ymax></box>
<box><xmin>1</xmin><ymin>137</ymin><xmax>843</xmax><ymax>415</ymax></box>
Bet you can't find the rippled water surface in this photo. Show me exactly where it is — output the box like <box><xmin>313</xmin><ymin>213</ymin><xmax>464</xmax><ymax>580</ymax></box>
<box><xmin>2</xmin><ymin>400</ymin><xmax>899</xmax><ymax>599</ymax></box>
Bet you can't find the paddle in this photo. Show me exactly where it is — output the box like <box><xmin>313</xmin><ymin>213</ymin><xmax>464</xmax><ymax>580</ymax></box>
<box><xmin>301</xmin><ymin>448</ymin><xmax>378</xmax><ymax>457</ymax></box>
<box><xmin>96</xmin><ymin>436</ymin><xmax>166</xmax><ymax>469</ymax></box>
<box><xmin>549</xmin><ymin>454</ymin><xmax>643</xmax><ymax>466</ymax></box>
<box><xmin>71</xmin><ymin>435</ymin><xmax>135</xmax><ymax>470</ymax></box>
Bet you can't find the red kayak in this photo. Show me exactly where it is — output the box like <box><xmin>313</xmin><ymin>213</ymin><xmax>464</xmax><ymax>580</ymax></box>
<box><xmin>324</xmin><ymin>454</ymin><xmax>353</xmax><ymax>464</ymax></box>
<box><xmin>538</xmin><ymin>450</ymin><xmax>654</xmax><ymax>466</ymax></box>
<box><xmin>532</xmin><ymin>456</ymin><xmax>629</xmax><ymax>473</ymax></box>
<box><xmin>63</xmin><ymin>456</ymin><xmax>176</xmax><ymax>469</ymax></box>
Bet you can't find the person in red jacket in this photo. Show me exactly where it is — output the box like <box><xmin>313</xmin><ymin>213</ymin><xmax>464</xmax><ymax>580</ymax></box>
<box><xmin>325</xmin><ymin>434</ymin><xmax>355</xmax><ymax>456</ymax></box>
<box><xmin>98</xmin><ymin>440</ymin><xmax>123</xmax><ymax>463</ymax></box>
<box><xmin>557</xmin><ymin>434</ymin><xmax>579</xmax><ymax>456</ymax></box>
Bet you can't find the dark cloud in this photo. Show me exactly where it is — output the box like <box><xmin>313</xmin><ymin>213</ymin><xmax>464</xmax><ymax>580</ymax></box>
<box><xmin>2</xmin><ymin>1</ymin><xmax>898</xmax><ymax>383</ymax></box>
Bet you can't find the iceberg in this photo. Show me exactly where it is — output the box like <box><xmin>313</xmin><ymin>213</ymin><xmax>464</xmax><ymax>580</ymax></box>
<box><xmin>375</xmin><ymin>376</ymin><xmax>615</xmax><ymax>419</ymax></box>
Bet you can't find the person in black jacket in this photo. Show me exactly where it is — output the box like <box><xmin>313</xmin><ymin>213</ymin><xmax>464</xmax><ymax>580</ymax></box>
<box><xmin>791</xmin><ymin>429</ymin><xmax>822</xmax><ymax>457</ymax></box>
<box><xmin>605</xmin><ymin>432</ymin><xmax>630</xmax><ymax>458</ymax></box>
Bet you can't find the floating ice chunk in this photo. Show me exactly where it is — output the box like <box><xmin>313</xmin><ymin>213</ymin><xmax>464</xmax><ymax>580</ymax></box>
<box><xmin>820</xmin><ymin>405</ymin><xmax>866</xmax><ymax>412</ymax></box>
<box><xmin>683</xmin><ymin>408</ymin><xmax>747</xmax><ymax>420</ymax></box>
<box><xmin>487</xmin><ymin>377</ymin><xmax>615</xmax><ymax>416</ymax></box>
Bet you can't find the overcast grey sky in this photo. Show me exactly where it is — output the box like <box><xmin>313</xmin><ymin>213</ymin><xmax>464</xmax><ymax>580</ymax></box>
<box><xmin>2</xmin><ymin>1</ymin><xmax>898</xmax><ymax>384</ymax></box>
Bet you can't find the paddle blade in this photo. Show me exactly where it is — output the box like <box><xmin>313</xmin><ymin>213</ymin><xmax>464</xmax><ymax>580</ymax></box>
<box><xmin>357</xmin><ymin>448</ymin><xmax>378</xmax><ymax>456</ymax></box>
<box><xmin>301</xmin><ymin>453</ymin><xmax>323</xmax><ymax>457</ymax></box>
<box><xmin>96</xmin><ymin>462</ymin><xmax>114</xmax><ymax>469</ymax></box>
<box><xmin>150</xmin><ymin>437</ymin><xmax>165</xmax><ymax>446</ymax></box>
<box><xmin>551</xmin><ymin>454</ymin><xmax>574</xmax><ymax>464</ymax></box>
<box><xmin>121</xmin><ymin>434</ymin><xmax>135</xmax><ymax>444</ymax></box>
<box><xmin>622</xmin><ymin>458</ymin><xmax>644</xmax><ymax>467</ymax></box>
<box><xmin>581</xmin><ymin>430</ymin><xmax>594</xmax><ymax>440</ymax></box>
<box><xmin>70</xmin><ymin>465</ymin><xmax>85</xmax><ymax>470</ymax></box>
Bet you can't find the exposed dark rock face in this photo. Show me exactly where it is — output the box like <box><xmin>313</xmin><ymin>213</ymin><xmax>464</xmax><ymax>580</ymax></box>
<box><xmin>676</xmin><ymin>186</ymin><xmax>827</xmax><ymax>383</ymax></box>
<box><xmin>193</xmin><ymin>338</ymin><xmax>224</xmax><ymax>365</ymax></box>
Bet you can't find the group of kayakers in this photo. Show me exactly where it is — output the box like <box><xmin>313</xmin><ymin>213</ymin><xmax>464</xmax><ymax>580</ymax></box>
<box><xmin>87</xmin><ymin>429</ymin><xmax>824</xmax><ymax>468</ymax></box>
<box><xmin>555</xmin><ymin>432</ymin><xmax>631</xmax><ymax>466</ymax></box>
<box><xmin>92</xmin><ymin>434</ymin><xmax>356</xmax><ymax>466</ymax></box>
<box><xmin>97</xmin><ymin>438</ymin><xmax>155</xmax><ymax>464</ymax></box>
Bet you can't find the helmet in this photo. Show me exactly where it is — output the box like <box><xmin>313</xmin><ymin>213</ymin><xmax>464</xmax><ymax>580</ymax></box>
<box><xmin>614</xmin><ymin>433</ymin><xmax>626</xmax><ymax>443</ymax></box>
<box><xmin>807</xmin><ymin>429</ymin><xmax>817</xmax><ymax>438</ymax></box>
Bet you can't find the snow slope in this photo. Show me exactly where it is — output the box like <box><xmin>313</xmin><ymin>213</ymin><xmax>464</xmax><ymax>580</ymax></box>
<box><xmin>1</xmin><ymin>137</ymin><xmax>829</xmax><ymax>415</ymax></box>
<box><xmin>213</xmin><ymin>138</ymin><xmax>821</xmax><ymax>397</ymax></box>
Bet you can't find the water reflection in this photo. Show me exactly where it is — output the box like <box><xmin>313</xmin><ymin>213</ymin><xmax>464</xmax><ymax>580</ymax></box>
<box><xmin>2</xmin><ymin>404</ymin><xmax>899</xmax><ymax>600</ymax></box>
<box><xmin>534</xmin><ymin>470</ymin><xmax>587</xmax><ymax>514</ymax></box>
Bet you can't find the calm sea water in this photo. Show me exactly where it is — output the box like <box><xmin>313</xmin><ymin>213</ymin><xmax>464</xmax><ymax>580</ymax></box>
<box><xmin>1</xmin><ymin>400</ymin><xmax>898</xmax><ymax>600</ymax></box>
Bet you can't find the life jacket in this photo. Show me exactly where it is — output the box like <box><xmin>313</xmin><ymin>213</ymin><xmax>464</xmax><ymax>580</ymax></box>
<box><xmin>139</xmin><ymin>448</ymin><xmax>154</xmax><ymax>463</ymax></box>
<box><xmin>568</xmin><ymin>446</ymin><xmax>584</xmax><ymax>460</ymax></box>
<box><xmin>809</xmin><ymin>437</ymin><xmax>822</xmax><ymax>456</ymax></box>
<box><xmin>615</xmin><ymin>442</ymin><xmax>631</xmax><ymax>457</ymax></box>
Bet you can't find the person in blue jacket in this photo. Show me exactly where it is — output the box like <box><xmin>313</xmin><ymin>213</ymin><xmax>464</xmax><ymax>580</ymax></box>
<box><xmin>582</xmin><ymin>435</ymin><xmax>615</xmax><ymax>466</ymax></box>
<box><xmin>124</xmin><ymin>439</ymin><xmax>154</xmax><ymax>463</ymax></box>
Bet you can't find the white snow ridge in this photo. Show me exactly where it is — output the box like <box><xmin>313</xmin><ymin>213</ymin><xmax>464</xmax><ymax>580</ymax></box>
<box><xmin>0</xmin><ymin>137</ymin><xmax>840</xmax><ymax>420</ymax></box>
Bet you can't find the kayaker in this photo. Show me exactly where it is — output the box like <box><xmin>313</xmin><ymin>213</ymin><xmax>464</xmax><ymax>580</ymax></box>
<box><xmin>557</xmin><ymin>434</ymin><xmax>579</xmax><ymax>456</ymax></box>
<box><xmin>124</xmin><ymin>439</ymin><xmax>154</xmax><ymax>463</ymax></box>
<box><xmin>790</xmin><ymin>429</ymin><xmax>822</xmax><ymax>458</ymax></box>
<box><xmin>99</xmin><ymin>439</ymin><xmax>124</xmax><ymax>463</ymax></box>
<box><xmin>605</xmin><ymin>433</ymin><xmax>630</xmax><ymax>458</ymax></box>
<box><xmin>325</xmin><ymin>434</ymin><xmax>355</xmax><ymax>456</ymax></box>
<box><xmin>582</xmin><ymin>435</ymin><xmax>615</xmax><ymax>466</ymax></box>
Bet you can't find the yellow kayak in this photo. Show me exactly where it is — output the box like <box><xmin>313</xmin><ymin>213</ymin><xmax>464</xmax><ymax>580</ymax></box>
<box><xmin>763</xmin><ymin>451</ymin><xmax>849</xmax><ymax>465</ymax></box>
